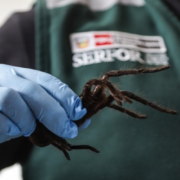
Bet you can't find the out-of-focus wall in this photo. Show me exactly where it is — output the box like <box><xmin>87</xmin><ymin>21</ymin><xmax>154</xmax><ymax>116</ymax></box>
<box><xmin>0</xmin><ymin>1</ymin><xmax>35</xmax><ymax>179</ymax></box>
<box><xmin>0</xmin><ymin>0</ymin><xmax>35</xmax><ymax>26</ymax></box>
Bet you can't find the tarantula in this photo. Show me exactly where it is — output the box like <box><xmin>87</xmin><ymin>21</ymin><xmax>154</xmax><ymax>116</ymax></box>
<box><xmin>29</xmin><ymin>65</ymin><xmax>177</xmax><ymax>160</ymax></box>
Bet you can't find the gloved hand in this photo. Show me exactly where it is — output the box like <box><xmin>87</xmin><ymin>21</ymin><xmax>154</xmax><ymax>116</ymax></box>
<box><xmin>0</xmin><ymin>64</ymin><xmax>90</xmax><ymax>143</ymax></box>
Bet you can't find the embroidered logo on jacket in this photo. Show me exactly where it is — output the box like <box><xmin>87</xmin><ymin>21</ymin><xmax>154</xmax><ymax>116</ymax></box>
<box><xmin>70</xmin><ymin>31</ymin><xmax>169</xmax><ymax>68</ymax></box>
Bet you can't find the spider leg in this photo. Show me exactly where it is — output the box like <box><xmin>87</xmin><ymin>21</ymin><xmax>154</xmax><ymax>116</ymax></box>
<box><xmin>51</xmin><ymin>132</ymin><xmax>100</xmax><ymax>159</ymax></box>
<box><xmin>70</xmin><ymin>145</ymin><xmax>100</xmax><ymax>153</ymax></box>
<box><xmin>62</xmin><ymin>150</ymin><xmax>71</xmax><ymax>160</ymax></box>
<box><xmin>104</xmin><ymin>65</ymin><xmax>170</xmax><ymax>77</ymax></box>
<box><xmin>121</xmin><ymin>91</ymin><xmax>177</xmax><ymax>114</ymax></box>
<box><xmin>52</xmin><ymin>141</ymin><xmax>99</xmax><ymax>160</ymax></box>
<box><xmin>84</xmin><ymin>79</ymin><xmax>132</xmax><ymax>105</ymax></box>
<box><xmin>92</xmin><ymin>74</ymin><xmax>110</xmax><ymax>96</ymax></box>
<box><xmin>79</xmin><ymin>80</ymin><xmax>102</xmax><ymax>110</ymax></box>
<box><xmin>74</xmin><ymin>95</ymin><xmax>114</xmax><ymax>127</ymax></box>
<box><xmin>108</xmin><ymin>104</ymin><xmax>147</xmax><ymax>119</ymax></box>
<box><xmin>80</xmin><ymin>77</ymin><xmax>107</xmax><ymax>99</ymax></box>
<box><xmin>51</xmin><ymin>141</ymin><xmax>71</xmax><ymax>160</ymax></box>
<box><xmin>79</xmin><ymin>83</ymin><xmax>91</xmax><ymax>99</ymax></box>
<box><xmin>80</xmin><ymin>70</ymin><xmax>110</xmax><ymax>100</ymax></box>
<box><xmin>52</xmin><ymin>137</ymin><xmax>71</xmax><ymax>151</ymax></box>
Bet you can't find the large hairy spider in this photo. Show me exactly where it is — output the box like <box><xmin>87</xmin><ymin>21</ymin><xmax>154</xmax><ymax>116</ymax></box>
<box><xmin>29</xmin><ymin>65</ymin><xmax>177</xmax><ymax>160</ymax></box>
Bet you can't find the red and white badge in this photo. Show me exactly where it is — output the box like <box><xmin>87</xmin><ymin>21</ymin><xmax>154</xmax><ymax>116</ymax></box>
<box><xmin>70</xmin><ymin>31</ymin><xmax>167</xmax><ymax>54</ymax></box>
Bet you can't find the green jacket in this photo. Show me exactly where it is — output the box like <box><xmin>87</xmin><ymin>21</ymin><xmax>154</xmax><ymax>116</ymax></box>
<box><xmin>23</xmin><ymin>0</ymin><xmax>180</xmax><ymax>179</ymax></box>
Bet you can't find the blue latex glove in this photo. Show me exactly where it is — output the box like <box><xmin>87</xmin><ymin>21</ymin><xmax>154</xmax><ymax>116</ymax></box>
<box><xmin>0</xmin><ymin>64</ymin><xmax>90</xmax><ymax>143</ymax></box>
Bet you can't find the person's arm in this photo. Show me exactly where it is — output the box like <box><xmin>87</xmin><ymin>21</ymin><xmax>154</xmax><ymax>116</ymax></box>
<box><xmin>0</xmin><ymin>9</ymin><xmax>35</xmax><ymax>68</ymax></box>
<box><xmin>0</xmin><ymin>9</ymin><xmax>35</xmax><ymax>170</ymax></box>
<box><xmin>164</xmin><ymin>0</ymin><xmax>180</xmax><ymax>20</ymax></box>
<box><xmin>0</xmin><ymin>8</ymin><xmax>90</xmax><ymax>169</ymax></box>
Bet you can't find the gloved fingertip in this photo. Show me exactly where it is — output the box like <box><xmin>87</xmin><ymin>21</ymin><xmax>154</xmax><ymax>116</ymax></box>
<box><xmin>67</xmin><ymin>121</ymin><xmax>79</xmax><ymax>138</ymax></box>
<box><xmin>71</xmin><ymin>97</ymin><xmax>87</xmax><ymax>120</ymax></box>
<box><xmin>57</xmin><ymin>121</ymin><xmax>78</xmax><ymax>139</ymax></box>
<box><xmin>68</xmin><ymin>129</ymin><xmax>78</xmax><ymax>138</ymax></box>
<box><xmin>23</xmin><ymin>121</ymin><xmax>37</xmax><ymax>137</ymax></box>
<box><xmin>78</xmin><ymin>119</ymin><xmax>91</xmax><ymax>130</ymax></box>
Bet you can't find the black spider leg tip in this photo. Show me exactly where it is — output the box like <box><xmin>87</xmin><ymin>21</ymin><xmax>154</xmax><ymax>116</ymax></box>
<box><xmin>52</xmin><ymin>139</ymin><xmax>99</xmax><ymax>160</ymax></box>
<box><xmin>52</xmin><ymin>143</ymin><xmax>100</xmax><ymax>161</ymax></box>
<box><xmin>63</xmin><ymin>150</ymin><xmax>71</xmax><ymax>160</ymax></box>
<box><xmin>108</xmin><ymin>104</ymin><xmax>147</xmax><ymax>119</ymax></box>
<box><xmin>121</xmin><ymin>91</ymin><xmax>178</xmax><ymax>115</ymax></box>
<box><xmin>70</xmin><ymin>145</ymin><xmax>100</xmax><ymax>153</ymax></box>
<box><xmin>51</xmin><ymin>141</ymin><xmax>71</xmax><ymax>160</ymax></box>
